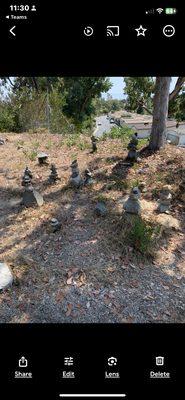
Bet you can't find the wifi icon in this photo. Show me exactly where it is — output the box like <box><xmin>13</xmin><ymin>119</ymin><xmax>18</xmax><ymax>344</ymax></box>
<box><xmin>107</xmin><ymin>29</ymin><xmax>114</xmax><ymax>37</ymax></box>
<box><xmin>156</xmin><ymin>8</ymin><xmax>164</xmax><ymax>14</ymax></box>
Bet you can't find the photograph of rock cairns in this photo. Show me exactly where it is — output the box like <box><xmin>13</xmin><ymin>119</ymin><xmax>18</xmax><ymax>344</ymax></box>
<box><xmin>0</xmin><ymin>77</ymin><xmax>185</xmax><ymax>323</ymax></box>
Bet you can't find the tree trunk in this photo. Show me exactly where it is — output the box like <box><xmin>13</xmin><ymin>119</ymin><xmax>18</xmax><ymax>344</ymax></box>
<box><xmin>149</xmin><ymin>77</ymin><xmax>171</xmax><ymax>151</ymax></box>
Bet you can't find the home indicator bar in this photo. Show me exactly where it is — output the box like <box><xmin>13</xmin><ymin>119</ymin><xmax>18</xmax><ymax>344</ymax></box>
<box><xmin>59</xmin><ymin>395</ymin><xmax>127</xmax><ymax>398</ymax></box>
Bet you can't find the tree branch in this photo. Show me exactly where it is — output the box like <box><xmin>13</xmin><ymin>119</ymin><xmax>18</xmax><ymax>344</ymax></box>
<box><xmin>169</xmin><ymin>77</ymin><xmax>185</xmax><ymax>101</ymax></box>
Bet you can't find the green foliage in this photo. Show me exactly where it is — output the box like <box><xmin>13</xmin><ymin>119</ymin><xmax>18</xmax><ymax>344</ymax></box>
<box><xmin>23</xmin><ymin>149</ymin><xmax>37</xmax><ymax>161</ymax></box>
<box><xmin>71</xmin><ymin>153</ymin><xmax>78</xmax><ymax>160</ymax></box>
<box><xmin>32</xmin><ymin>141</ymin><xmax>40</xmax><ymax>149</ymax></box>
<box><xmin>48</xmin><ymin>87</ymin><xmax>70</xmax><ymax>134</ymax></box>
<box><xmin>169</xmin><ymin>90</ymin><xmax>185</xmax><ymax>121</ymax></box>
<box><xmin>0</xmin><ymin>103</ymin><xmax>21</xmax><ymax>132</ymax></box>
<box><xmin>45</xmin><ymin>139</ymin><xmax>52</xmax><ymax>150</ymax></box>
<box><xmin>108</xmin><ymin>180</ymin><xmax>129</xmax><ymax>191</ymax></box>
<box><xmin>137</xmin><ymin>138</ymin><xmax>149</xmax><ymax>149</ymax></box>
<box><xmin>102</xmin><ymin>126</ymin><xmax>134</xmax><ymax>144</ymax></box>
<box><xmin>63</xmin><ymin>77</ymin><xmax>112</xmax><ymax>123</ymax></box>
<box><xmin>130</xmin><ymin>179</ymin><xmax>140</xmax><ymax>188</ymax></box>
<box><xmin>77</xmin><ymin>141</ymin><xmax>89</xmax><ymax>151</ymax></box>
<box><xmin>0</xmin><ymin>77</ymin><xmax>112</xmax><ymax>133</ymax></box>
<box><xmin>127</xmin><ymin>216</ymin><xmax>160</xmax><ymax>254</ymax></box>
<box><xmin>16</xmin><ymin>139</ymin><xmax>24</xmax><ymax>146</ymax></box>
<box><xmin>121</xmin><ymin>113</ymin><xmax>132</xmax><ymax>118</ymax></box>
<box><xmin>64</xmin><ymin>134</ymin><xmax>80</xmax><ymax>148</ymax></box>
<box><xmin>94</xmin><ymin>97</ymin><xmax>125</xmax><ymax>115</ymax></box>
<box><xmin>95</xmin><ymin>194</ymin><xmax>107</xmax><ymax>203</ymax></box>
<box><xmin>124</xmin><ymin>77</ymin><xmax>155</xmax><ymax>112</ymax></box>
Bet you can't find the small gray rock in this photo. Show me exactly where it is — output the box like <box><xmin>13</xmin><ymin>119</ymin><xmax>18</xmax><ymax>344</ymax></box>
<box><xmin>95</xmin><ymin>201</ymin><xmax>107</xmax><ymax>216</ymax></box>
<box><xmin>0</xmin><ymin>262</ymin><xmax>13</xmax><ymax>290</ymax></box>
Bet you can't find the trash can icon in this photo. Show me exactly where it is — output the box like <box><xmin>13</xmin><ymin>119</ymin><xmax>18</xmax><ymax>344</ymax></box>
<box><xmin>156</xmin><ymin>356</ymin><xmax>164</xmax><ymax>366</ymax></box>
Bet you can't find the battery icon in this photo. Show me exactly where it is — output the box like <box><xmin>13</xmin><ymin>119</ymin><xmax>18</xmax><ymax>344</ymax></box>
<box><xmin>165</xmin><ymin>8</ymin><xmax>177</xmax><ymax>14</ymax></box>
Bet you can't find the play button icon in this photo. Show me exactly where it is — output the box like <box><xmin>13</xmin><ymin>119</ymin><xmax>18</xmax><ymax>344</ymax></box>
<box><xmin>84</xmin><ymin>26</ymin><xmax>94</xmax><ymax>37</ymax></box>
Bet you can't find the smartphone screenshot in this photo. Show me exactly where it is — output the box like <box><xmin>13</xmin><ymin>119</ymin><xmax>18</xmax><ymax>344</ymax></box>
<box><xmin>0</xmin><ymin>1</ymin><xmax>184</xmax><ymax>399</ymax></box>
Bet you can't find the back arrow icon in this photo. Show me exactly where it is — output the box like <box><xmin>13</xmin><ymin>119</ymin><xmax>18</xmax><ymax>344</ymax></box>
<box><xmin>10</xmin><ymin>26</ymin><xmax>16</xmax><ymax>36</ymax></box>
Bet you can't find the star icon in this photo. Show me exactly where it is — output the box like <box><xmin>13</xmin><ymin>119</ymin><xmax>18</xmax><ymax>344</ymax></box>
<box><xmin>135</xmin><ymin>25</ymin><xmax>147</xmax><ymax>36</ymax></box>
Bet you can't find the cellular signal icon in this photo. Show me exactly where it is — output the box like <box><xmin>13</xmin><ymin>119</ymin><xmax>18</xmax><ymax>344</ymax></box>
<box><xmin>107</xmin><ymin>26</ymin><xmax>120</xmax><ymax>37</ymax></box>
<box><xmin>156</xmin><ymin>8</ymin><xmax>164</xmax><ymax>14</ymax></box>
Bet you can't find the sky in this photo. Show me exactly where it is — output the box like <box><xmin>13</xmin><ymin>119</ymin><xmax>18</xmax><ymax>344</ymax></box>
<box><xmin>102</xmin><ymin>77</ymin><xmax>178</xmax><ymax>100</ymax></box>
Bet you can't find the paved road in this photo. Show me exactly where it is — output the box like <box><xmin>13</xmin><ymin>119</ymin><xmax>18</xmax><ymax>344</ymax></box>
<box><xmin>94</xmin><ymin>115</ymin><xmax>116</xmax><ymax>138</ymax></box>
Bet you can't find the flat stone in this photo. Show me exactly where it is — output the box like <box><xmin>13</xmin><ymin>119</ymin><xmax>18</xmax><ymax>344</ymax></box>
<box><xmin>0</xmin><ymin>262</ymin><xmax>13</xmax><ymax>290</ymax></box>
<box><xmin>33</xmin><ymin>190</ymin><xmax>44</xmax><ymax>206</ymax></box>
<box><xmin>9</xmin><ymin>198</ymin><xmax>22</xmax><ymax>207</ymax></box>
<box><xmin>156</xmin><ymin>215</ymin><xmax>180</xmax><ymax>231</ymax></box>
<box><xmin>38</xmin><ymin>152</ymin><xmax>48</xmax><ymax>158</ymax></box>
<box><xmin>22</xmin><ymin>189</ymin><xmax>44</xmax><ymax>207</ymax></box>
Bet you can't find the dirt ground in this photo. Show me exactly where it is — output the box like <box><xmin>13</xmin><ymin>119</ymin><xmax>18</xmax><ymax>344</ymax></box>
<box><xmin>0</xmin><ymin>132</ymin><xmax>185</xmax><ymax>323</ymax></box>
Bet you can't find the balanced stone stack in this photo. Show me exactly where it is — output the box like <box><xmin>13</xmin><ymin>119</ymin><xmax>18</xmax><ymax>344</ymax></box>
<box><xmin>91</xmin><ymin>135</ymin><xmax>98</xmax><ymax>153</ymax></box>
<box><xmin>127</xmin><ymin>133</ymin><xmax>138</xmax><ymax>162</ymax></box>
<box><xmin>38</xmin><ymin>152</ymin><xmax>48</xmax><ymax>165</ymax></box>
<box><xmin>70</xmin><ymin>160</ymin><xmax>82</xmax><ymax>187</ymax></box>
<box><xmin>49</xmin><ymin>218</ymin><xmax>61</xmax><ymax>233</ymax></box>
<box><xmin>24</xmin><ymin>166</ymin><xmax>33</xmax><ymax>179</ymax></box>
<box><xmin>48</xmin><ymin>164</ymin><xmax>60</xmax><ymax>184</ymax></box>
<box><xmin>123</xmin><ymin>187</ymin><xmax>141</xmax><ymax>215</ymax></box>
<box><xmin>22</xmin><ymin>175</ymin><xmax>44</xmax><ymax>207</ymax></box>
<box><xmin>84</xmin><ymin>169</ymin><xmax>94</xmax><ymax>185</ymax></box>
<box><xmin>22</xmin><ymin>174</ymin><xmax>31</xmax><ymax>188</ymax></box>
<box><xmin>157</xmin><ymin>185</ymin><xmax>172</xmax><ymax>213</ymax></box>
<box><xmin>21</xmin><ymin>166</ymin><xmax>33</xmax><ymax>187</ymax></box>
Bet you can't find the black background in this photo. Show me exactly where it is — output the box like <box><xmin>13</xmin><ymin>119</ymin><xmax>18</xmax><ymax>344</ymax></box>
<box><xmin>0</xmin><ymin>0</ymin><xmax>183</xmax><ymax>75</ymax></box>
<box><xmin>0</xmin><ymin>1</ymin><xmax>184</xmax><ymax>398</ymax></box>
<box><xmin>0</xmin><ymin>324</ymin><xmax>184</xmax><ymax>398</ymax></box>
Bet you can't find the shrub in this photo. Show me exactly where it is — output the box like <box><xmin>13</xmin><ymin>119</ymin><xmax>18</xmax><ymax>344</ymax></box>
<box><xmin>102</xmin><ymin>126</ymin><xmax>134</xmax><ymax>145</ymax></box>
<box><xmin>0</xmin><ymin>107</ymin><xmax>21</xmax><ymax>132</ymax></box>
<box><xmin>77</xmin><ymin>141</ymin><xmax>89</xmax><ymax>151</ymax></box>
<box><xmin>23</xmin><ymin>149</ymin><xmax>37</xmax><ymax>161</ymax></box>
<box><xmin>64</xmin><ymin>135</ymin><xmax>79</xmax><ymax>148</ymax></box>
<box><xmin>126</xmin><ymin>216</ymin><xmax>161</xmax><ymax>255</ymax></box>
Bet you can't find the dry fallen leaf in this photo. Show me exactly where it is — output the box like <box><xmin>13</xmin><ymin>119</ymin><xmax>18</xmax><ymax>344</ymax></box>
<box><xmin>66</xmin><ymin>277</ymin><xmax>73</xmax><ymax>285</ymax></box>
<box><xmin>107</xmin><ymin>266</ymin><xmax>116</xmax><ymax>273</ymax></box>
<box><xmin>56</xmin><ymin>292</ymin><xmax>65</xmax><ymax>302</ymax></box>
<box><xmin>76</xmin><ymin>272</ymin><xmax>87</xmax><ymax>287</ymax></box>
<box><xmin>66</xmin><ymin>303</ymin><xmax>73</xmax><ymax>316</ymax></box>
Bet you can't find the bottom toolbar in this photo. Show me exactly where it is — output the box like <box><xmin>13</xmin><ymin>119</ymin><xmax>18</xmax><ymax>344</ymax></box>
<box><xmin>0</xmin><ymin>324</ymin><xmax>183</xmax><ymax>399</ymax></box>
